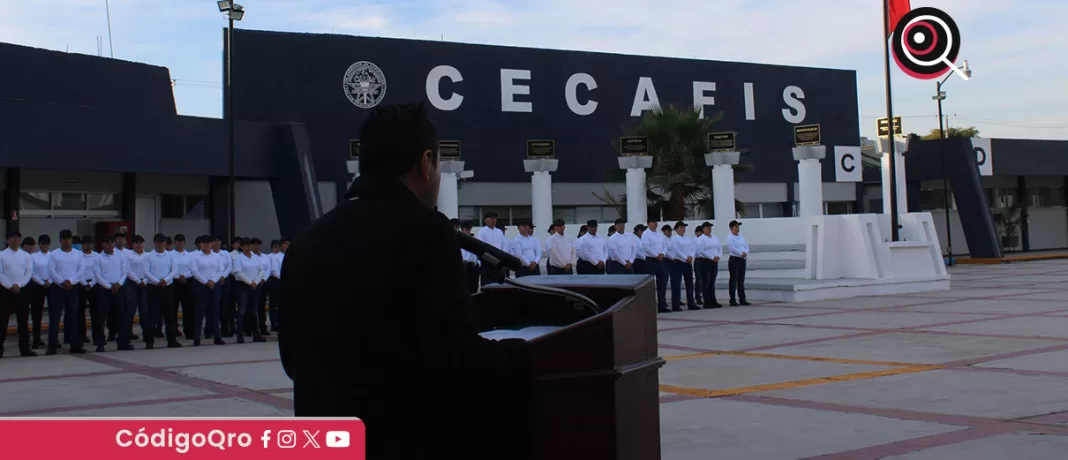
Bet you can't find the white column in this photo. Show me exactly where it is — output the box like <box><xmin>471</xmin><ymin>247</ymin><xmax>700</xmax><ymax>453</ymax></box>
<box><xmin>879</xmin><ymin>138</ymin><xmax>908</xmax><ymax>215</ymax></box>
<box><xmin>704</xmin><ymin>151</ymin><xmax>740</xmax><ymax>231</ymax></box>
<box><xmin>792</xmin><ymin>146</ymin><xmax>826</xmax><ymax>217</ymax></box>
<box><xmin>618</xmin><ymin>155</ymin><xmax>654</xmax><ymax>224</ymax></box>
<box><xmin>346</xmin><ymin>160</ymin><xmax>360</xmax><ymax>180</ymax></box>
<box><xmin>524</xmin><ymin>159</ymin><xmax>559</xmax><ymax>232</ymax></box>
<box><xmin>436</xmin><ymin>160</ymin><xmax>466</xmax><ymax>219</ymax></box>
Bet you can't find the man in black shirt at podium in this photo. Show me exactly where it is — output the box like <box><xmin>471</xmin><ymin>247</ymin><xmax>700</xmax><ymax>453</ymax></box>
<box><xmin>279</xmin><ymin>103</ymin><xmax>529</xmax><ymax>459</ymax></box>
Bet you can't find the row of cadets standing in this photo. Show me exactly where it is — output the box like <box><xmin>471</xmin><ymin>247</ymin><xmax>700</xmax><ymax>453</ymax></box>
<box><xmin>509</xmin><ymin>221</ymin><xmax>541</xmax><ymax>278</ymax></box>
<box><xmin>576</xmin><ymin>219</ymin><xmax>607</xmax><ymax>274</ymax></box>
<box><xmin>545</xmin><ymin>219</ymin><xmax>576</xmax><ymax>275</ymax></box>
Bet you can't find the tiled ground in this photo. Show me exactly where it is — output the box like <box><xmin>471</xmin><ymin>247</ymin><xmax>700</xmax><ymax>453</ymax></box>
<box><xmin>4</xmin><ymin>260</ymin><xmax>1068</xmax><ymax>459</ymax></box>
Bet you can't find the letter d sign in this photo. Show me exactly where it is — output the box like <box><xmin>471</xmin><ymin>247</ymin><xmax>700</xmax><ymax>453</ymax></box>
<box><xmin>834</xmin><ymin>146</ymin><xmax>862</xmax><ymax>182</ymax></box>
<box><xmin>971</xmin><ymin>137</ymin><xmax>993</xmax><ymax>176</ymax></box>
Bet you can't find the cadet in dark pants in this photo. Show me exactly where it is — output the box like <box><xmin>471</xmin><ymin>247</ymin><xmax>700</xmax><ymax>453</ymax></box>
<box><xmin>94</xmin><ymin>234</ymin><xmax>133</xmax><ymax>351</ymax></box>
<box><xmin>0</xmin><ymin>231</ymin><xmax>36</xmax><ymax>358</ymax></box>
<box><xmin>78</xmin><ymin>236</ymin><xmax>100</xmax><ymax>345</ymax></box>
<box><xmin>631</xmin><ymin>225</ymin><xmax>647</xmax><ymax>275</ymax></box>
<box><xmin>667</xmin><ymin>222</ymin><xmax>697</xmax><ymax>311</ymax></box>
<box><xmin>233</xmin><ymin>237</ymin><xmax>267</xmax><ymax>344</ymax></box>
<box><xmin>190</xmin><ymin>235</ymin><xmax>226</xmax><ymax>346</ymax></box>
<box><xmin>46</xmin><ymin>230</ymin><xmax>86</xmax><ymax>355</ymax></box>
<box><xmin>642</xmin><ymin>222</ymin><xmax>671</xmax><ymax>312</ymax></box>
<box><xmin>124</xmin><ymin>236</ymin><xmax>149</xmax><ymax>341</ymax></box>
<box><xmin>23</xmin><ymin>236</ymin><xmax>48</xmax><ymax>350</ymax></box>
<box><xmin>692</xmin><ymin>226</ymin><xmax>705</xmax><ymax>305</ymax></box>
<box><xmin>172</xmin><ymin>234</ymin><xmax>195</xmax><ymax>337</ymax></box>
<box><xmin>726</xmin><ymin>220</ymin><xmax>751</xmax><ymax>306</ymax></box>
<box><xmin>694</xmin><ymin>222</ymin><xmax>723</xmax><ymax>309</ymax></box>
<box><xmin>145</xmin><ymin>234</ymin><xmax>181</xmax><ymax>349</ymax></box>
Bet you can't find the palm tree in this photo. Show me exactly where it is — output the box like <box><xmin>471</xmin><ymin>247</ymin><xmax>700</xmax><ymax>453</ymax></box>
<box><xmin>595</xmin><ymin>105</ymin><xmax>751</xmax><ymax>220</ymax></box>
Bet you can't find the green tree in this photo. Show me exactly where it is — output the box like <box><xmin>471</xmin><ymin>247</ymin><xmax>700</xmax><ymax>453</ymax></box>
<box><xmin>921</xmin><ymin>126</ymin><xmax>979</xmax><ymax>140</ymax></box>
<box><xmin>594</xmin><ymin>105</ymin><xmax>751</xmax><ymax>221</ymax></box>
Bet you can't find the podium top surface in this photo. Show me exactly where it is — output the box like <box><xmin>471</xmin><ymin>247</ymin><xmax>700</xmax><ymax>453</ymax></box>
<box><xmin>486</xmin><ymin>274</ymin><xmax>652</xmax><ymax>291</ymax></box>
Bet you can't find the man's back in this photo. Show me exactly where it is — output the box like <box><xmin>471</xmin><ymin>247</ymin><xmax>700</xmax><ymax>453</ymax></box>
<box><xmin>279</xmin><ymin>176</ymin><xmax>528</xmax><ymax>458</ymax></box>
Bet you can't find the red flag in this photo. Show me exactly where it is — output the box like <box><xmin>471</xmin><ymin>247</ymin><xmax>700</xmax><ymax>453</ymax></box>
<box><xmin>887</xmin><ymin>0</ymin><xmax>911</xmax><ymax>38</ymax></box>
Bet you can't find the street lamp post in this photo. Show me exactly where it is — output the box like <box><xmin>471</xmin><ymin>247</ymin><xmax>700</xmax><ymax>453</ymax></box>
<box><xmin>933</xmin><ymin>60</ymin><xmax>971</xmax><ymax>267</ymax></box>
<box><xmin>218</xmin><ymin>1</ymin><xmax>244</xmax><ymax>245</ymax></box>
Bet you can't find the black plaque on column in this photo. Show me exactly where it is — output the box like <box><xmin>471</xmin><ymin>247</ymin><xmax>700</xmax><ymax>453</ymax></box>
<box><xmin>439</xmin><ymin>140</ymin><xmax>462</xmax><ymax>159</ymax></box>
<box><xmin>527</xmin><ymin>139</ymin><xmax>556</xmax><ymax>159</ymax></box>
<box><xmin>707</xmin><ymin>132</ymin><xmax>736</xmax><ymax>151</ymax></box>
<box><xmin>793</xmin><ymin>124</ymin><xmax>821</xmax><ymax>146</ymax></box>
<box><xmin>620</xmin><ymin>136</ymin><xmax>649</xmax><ymax>156</ymax></box>
<box><xmin>349</xmin><ymin>139</ymin><xmax>360</xmax><ymax>160</ymax></box>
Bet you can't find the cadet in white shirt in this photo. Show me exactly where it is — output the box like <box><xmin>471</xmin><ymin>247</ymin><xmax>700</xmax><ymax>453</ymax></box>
<box><xmin>475</xmin><ymin>211</ymin><xmax>507</xmax><ymax>285</ymax></box>
<box><xmin>459</xmin><ymin>221</ymin><xmax>481</xmax><ymax>294</ymax></box>
<box><xmin>222</xmin><ymin>236</ymin><xmax>244</xmax><ymax>338</ymax></box>
<box><xmin>25</xmin><ymin>235</ymin><xmax>50</xmax><ymax>349</ymax></box>
<box><xmin>641</xmin><ymin>221</ymin><xmax>670</xmax><ymax>312</ymax></box>
<box><xmin>546</xmin><ymin>219</ymin><xmax>575</xmax><ymax>275</ymax></box>
<box><xmin>110</xmin><ymin>232</ymin><xmax>135</xmax><ymax>341</ymax></box>
<box><xmin>94</xmin><ymin>234</ymin><xmax>132</xmax><ymax>351</ymax></box>
<box><xmin>211</xmin><ymin>237</ymin><xmax>233</xmax><ymax>339</ymax></box>
<box><xmin>78</xmin><ymin>236</ymin><xmax>100</xmax><ymax>347</ymax></box>
<box><xmin>172</xmin><ymin>234</ymin><xmax>195</xmax><ymax>337</ymax></box>
<box><xmin>694</xmin><ymin>222</ymin><xmax>723</xmax><ymax>308</ymax></box>
<box><xmin>576</xmin><ymin>219</ymin><xmax>607</xmax><ymax>274</ymax></box>
<box><xmin>233</xmin><ymin>237</ymin><xmax>268</xmax><ymax>344</ymax></box>
<box><xmin>509</xmin><ymin>221</ymin><xmax>542</xmax><ymax>277</ymax></box>
<box><xmin>265</xmin><ymin>239</ymin><xmax>284</xmax><ymax>333</ymax></box>
<box><xmin>607</xmin><ymin>218</ymin><xmax>636</xmax><ymax>274</ymax></box>
<box><xmin>726</xmin><ymin>220</ymin><xmax>751</xmax><ymax>306</ymax></box>
<box><xmin>0</xmin><ymin>231</ymin><xmax>36</xmax><ymax>357</ymax></box>
<box><xmin>692</xmin><ymin>226</ymin><xmax>706</xmax><ymax>305</ymax></box>
<box><xmin>630</xmin><ymin>224</ymin><xmax>647</xmax><ymax>275</ymax></box>
<box><xmin>124</xmin><ymin>235</ymin><xmax>150</xmax><ymax>342</ymax></box>
<box><xmin>145</xmin><ymin>234</ymin><xmax>181</xmax><ymax>348</ymax></box>
<box><xmin>667</xmin><ymin>221</ymin><xmax>698</xmax><ymax>311</ymax></box>
<box><xmin>249</xmin><ymin>238</ymin><xmax>271</xmax><ymax>335</ymax></box>
<box><xmin>190</xmin><ymin>235</ymin><xmax>226</xmax><ymax>346</ymax></box>
<box><xmin>47</xmin><ymin>230</ymin><xmax>87</xmax><ymax>355</ymax></box>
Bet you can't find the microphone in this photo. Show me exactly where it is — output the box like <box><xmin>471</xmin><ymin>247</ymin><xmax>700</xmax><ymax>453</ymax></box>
<box><xmin>456</xmin><ymin>231</ymin><xmax>524</xmax><ymax>272</ymax></box>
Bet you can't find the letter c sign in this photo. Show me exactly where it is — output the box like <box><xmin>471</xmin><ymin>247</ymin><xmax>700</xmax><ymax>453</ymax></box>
<box><xmin>834</xmin><ymin>146</ymin><xmax>862</xmax><ymax>182</ymax></box>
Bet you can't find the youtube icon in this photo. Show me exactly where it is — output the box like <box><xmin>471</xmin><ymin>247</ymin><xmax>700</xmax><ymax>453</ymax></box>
<box><xmin>326</xmin><ymin>431</ymin><xmax>350</xmax><ymax>448</ymax></box>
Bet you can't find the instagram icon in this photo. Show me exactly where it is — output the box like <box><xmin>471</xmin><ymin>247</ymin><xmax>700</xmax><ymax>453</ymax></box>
<box><xmin>277</xmin><ymin>430</ymin><xmax>297</xmax><ymax>449</ymax></box>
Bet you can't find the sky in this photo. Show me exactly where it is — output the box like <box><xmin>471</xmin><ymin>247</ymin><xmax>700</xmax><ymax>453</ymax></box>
<box><xmin>1</xmin><ymin>0</ymin><xmax>1066</xmax><ymax>141</ymax></box>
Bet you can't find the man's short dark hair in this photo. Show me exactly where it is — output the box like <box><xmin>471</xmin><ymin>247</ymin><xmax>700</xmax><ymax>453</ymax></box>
<box><xmin>358</xmin><ymin>103</ymin><xmax>439</xmax><ymax>177</ymax></box>
<box><xmin>131</xmin><ymin>235</ymin><xmax>145</xmax><ymax>244</ymax></box>
<box><xmin>165</xmin><ymin>236</ymin><xmax>173</xmax><ymax>244</ymax></box>
<box><xmin>59</xmin><ymin>230</ymin><xmax>73</xmax><ymax>240</ymax></box>
<box><xmin>174</xmin><ymin>234</ymin><xmax>186</xmax><ymax>242</ymax></box>
<box><xmin>22</xmin><ymin>237</ymin><xmax>35</xmax><ymax>246</ymax></box>
<box><xmin>250</xmin><ymin>237</ymin><xmax>262</xmax><ymax>245</ymax></box>
<box><xmin>81</xmin><ymin>235</ymin><xmax>93</xmax><ymax>244</ymax></box>
<box><xmin>154</xmin><ymin>233</ymin><xmax>166</xmax><ymax>243</ymax></box>
<box><xmin>240</xmin><ymin>237</ymin><xmax>252</xmax><ymax>247</ymax></box>
<box><xmin>101</xmin><ymin>234</ymin><xmax>115</xmax><ymax>243</ymax></box>
<box><xmin>38</xmin><ymin>234</ymin><xmax>50</xmax><ymax>245</ymax></box>
<box><xmin>114</xmin><ymin>232</ymin><xmax>126</xmax><ymax>239</ymax></box>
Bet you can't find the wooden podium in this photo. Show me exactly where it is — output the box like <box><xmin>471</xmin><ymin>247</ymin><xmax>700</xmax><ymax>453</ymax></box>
<box><xmin>473</xmin><ymin>274</ymin><xmax>664</xmax><ymax>460</ymax></box>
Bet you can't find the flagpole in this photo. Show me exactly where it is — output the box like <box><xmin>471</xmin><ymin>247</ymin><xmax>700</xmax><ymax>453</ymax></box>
<box><xmin>882</xmin><ymin>0</ymin><xmax>901</xmax><ymax>241</ymax></box>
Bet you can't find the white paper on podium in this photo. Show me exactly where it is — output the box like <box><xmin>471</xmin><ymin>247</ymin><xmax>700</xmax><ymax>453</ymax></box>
<box><xmin>479</xmin><ymin>326</ymin><xmax>562</xmax><ymax>341</ymax></box>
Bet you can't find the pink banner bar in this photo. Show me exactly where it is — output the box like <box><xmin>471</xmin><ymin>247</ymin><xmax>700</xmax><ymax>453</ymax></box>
<box><xmin>0</xmin><ymin>418</ymin><xmax>364</xmax><ymax>459</ymax></box>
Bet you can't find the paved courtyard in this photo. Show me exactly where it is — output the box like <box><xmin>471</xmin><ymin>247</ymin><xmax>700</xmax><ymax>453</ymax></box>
<box><xmin>3</xmin><ymin>260</ymin><xmax>1068</xmax><ymax>459</ymax></box>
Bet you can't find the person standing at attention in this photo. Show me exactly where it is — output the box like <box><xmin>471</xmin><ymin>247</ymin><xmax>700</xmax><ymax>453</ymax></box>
<box><xmin>144</xmin><ymin>234</ymin><xmax>180</xmax><ymax>349</ymax></box>
<box><xmin>125</xmin><ymin>236</ymin><xmax>149</xmax><ymax>342</ymax></box>
<box><xmin>266</xmin><ymin>240</ymin><xmax>284</xmax><ymax>333</ymax></box>
<box><xmin>692</xmin><ymin>226</ymin><xmax>705</xmax><ymax>306</ymax></box>
<box><xmin>93</xmin><ymin>234</ymin><xmax>131</xmax><ymax>352</ymax></box>
<box><xmin>667</xmin><ymin>222</ymin><xmax>697</xmax><ymax>311</ymax></box>
<box><xmin>210</xmin><ymin>237</ymin><xmax>232</xmax><ymax>339</ymax></box>
<box><xmin>642</xmin><ymin>220</ymin><xmax>669</xmax><ymax>313</ymax></box>
<box><xmin>546</xmin><ymin>220</ymin><xmax>574</xmax><ymax>275</ymax></box>
<box><xmin>172</xmin><ymin>234</ymin><xmax>193</xmax><ymax>338</ymax></box>
<box><xmin>475</xmin><ymin>211</ymin><xmax>506</xmax><ymax>285</ymax></box>
<box><xmin>630</xmin><ymin>224</ymin><xmax>647</xmax><ymax>275</ymax></box>
<box><xmin>459</xmin><ymin>221</ymin><xmax>481</xmax><ymax>294</ymax></box>
<box><xmin>190</xmin><ymin>235</ymin><xmax>226</xmax><ymax>346</ymax></box>
<box><xmin>47</xmin><ymin>230</ymin><xmax>86</xmax><ymax>355</ymax></box>
<box><xmin>576</xmin><ymin>220</ymin><xmax>606</xmax><ymax>274</ymax></box>
<box><xmin>0</xmin><ymin>231</ymin><xmax>36</xmax><ymax>357</ymax></box>
<box><xmin>27</xmin><ymin>235</ymin><xmax>50</xmax><ymax>349</ymax></box>
<box><xmin>510</xmin><ymin>221</ymin><xmax>542</xmax><ymax>277</ymax></box>
<box><xmin>606</xmin><ymin>218</ymin><xmax>635</xmax><ymax>274</ymax></box>
<box><xmin>78</xmin><ymin>236</ymin><xmax>99</xmax><ymax>344</ymax></box>
<box><xmin>726</xmin><ymin>220</ymin><xmax>751</xmax><ymax>306</ymax></box>
<box><xmin>694</xmin><ymin>222</ymin><xmax>723</xmax><ymax>308</ymax></box>
<box><xmin>233</xmin><ymin>237</ymin><xmax>267</xmax><ymax>344</ymax></box>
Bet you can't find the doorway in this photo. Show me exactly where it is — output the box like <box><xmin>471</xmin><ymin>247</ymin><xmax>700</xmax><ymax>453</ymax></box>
<box><xmin>135</xmin><ymin>196</ymin><xmax>159</xmax><ymax>239</ymax></box>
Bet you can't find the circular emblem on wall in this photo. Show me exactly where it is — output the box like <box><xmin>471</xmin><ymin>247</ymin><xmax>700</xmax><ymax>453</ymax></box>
<box><xmin>343</xmin><ymin>61</ymin><xmax>387</xmax><ymax>108</ymax></box>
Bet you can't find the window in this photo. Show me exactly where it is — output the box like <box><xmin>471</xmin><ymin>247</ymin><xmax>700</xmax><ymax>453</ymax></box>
<box><xmin>19</xmin><ymin>192</ymin><xmax>51</xmax><ymax>210</ymax></box>
<box><xmin>741</xmin><ymin>202</ymin><xmax>782</xmax><ymax>218</ymax></box>
<box><xmin>51</xmin><ymin>192</ymin><xmax>87</xmax><ymax>211</ymax></box>
<box><xmin>826</xmin><ymin>202</ymin><xmax>854</xmax><ymax>215</ymax></box>
<box><xmin>918</xmin><ymin>189</ymin><xmax>954</xmax><ymax>211</ymax></box>
<box><xmin>88</xmin><ymin>193</ymin><xmax>120</xmax><ymax>211</ymax></box>
<box><xmin>1031</xmin><ymin>187</ymin><xmax>1066</xmax><ymax>208</ymax></box>
<box><xmin>161</xmin><ymin>194</ymin><xmax>209</xmax><ymax>219</ymax></box>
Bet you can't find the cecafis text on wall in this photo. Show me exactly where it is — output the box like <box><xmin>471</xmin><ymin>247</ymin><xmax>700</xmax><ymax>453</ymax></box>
<box><xmin>406</xmin><ymin>65</ymin><xmax>809</xmax><ymax>123</ymax></box>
